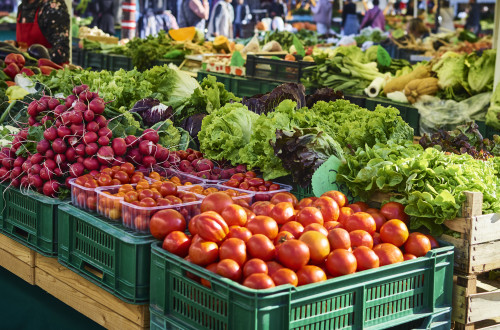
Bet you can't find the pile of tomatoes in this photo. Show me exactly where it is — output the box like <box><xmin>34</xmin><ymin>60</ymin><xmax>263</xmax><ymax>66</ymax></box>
<box><xmin>184</xmin><ymin>185</ymin><xmax>249</xmax><ymax>198</ymax></box>
<box><xmin>151</xmin><ymin>190</ymin><xmax>439</xmax><ymax>289</ymax></box>
<box><xmin>222</xmin><ymin>171</ymin><xmax>285</xmax><ymax>201</ymax></box>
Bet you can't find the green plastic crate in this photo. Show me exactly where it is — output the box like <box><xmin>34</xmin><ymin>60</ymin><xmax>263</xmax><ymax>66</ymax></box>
<box><xmin>197</xmin><ymin>71</ymin><xmax>281</xmax><ymax>98</ymax></box>
<box><xmin>366</xmin><ymin>98</ymin><xmax>420</xmax><ymax>136</ymax></box>
<box><xmin>71</xmin><ymin>48</ymin><xmax>84</xmax><ymax>66</ymax></box>
<box><xmin>84</xmin><ymin>51</ymin><xmax>107</xmax><ymax>71</ymax></box>
<box><xmin>107</xmin><ymin>54</ymin><xmax>132</xmax><ymax>71</ymax></box>
<box><xmin>57</xmin><ymin>204</ymin><xmax>156</xmax><ymax>303</ymax></box>
<box><xmin>149</xmin><ymin>306</ymin><xmax>452</xmax><ymax>330</ymax></box>
<box><xmin>344</xmin><ymin>94</ymin><xmax>367</xmax><ymax>109</ymax></box>
<box><xmin>150</xmin><ymin>240</ymin><xmax>453</xmax><ymax>329</ymax></box>
<box><xmin>1</xmin><ymin>185</ymin><xmax>62</xmax><ymax>256</ymax></box>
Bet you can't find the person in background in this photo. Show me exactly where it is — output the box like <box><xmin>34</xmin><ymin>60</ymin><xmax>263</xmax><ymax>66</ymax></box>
<box><xmin>464</xmin><ymin>0</ymin><xmax>480</xmax><ymax>34</ymax></box>
<box><xmin>407</xmin><ymin>17</ymin><xmax>429</xmax><ymax>39</ymax></box>
<box><xmin>360</xmin><ymin>0</ymin><xmax>386</xmax><ymax>31</ymax></box>
<box><xmin>17</xmin><ymin>0</ymin><xmax>70</xmax><ymax>64</ymax></box>
<box><xmin>311</xmin><ymin>0</ymin><xmax>333</xmax><ymax>36</ymax></box>
<box><xmin>270</xmin><ymin>0</ymin><xmax>286</xmax><ymax>31</ymax></box>
<box><xmin>208</xmin><ymin>0</ymin><xmax>234</xmax><ymax>37</ymax></box>
<box><xmin>178</xmin><ymin>0</ymin><xmax>209</xmax><ymax>30</ymax></box>
<box><xmin>92</xmin><ymin>0</ymin><xmax>115</xmax><ymax>35</ymax></box>
<box><xmin>233</xmin><ymin>0</ymin><xmax>251</xmax><ymax>38</ymax></box>
<box><xmin>342</xmin><ymin>0</ymin><xmax>359</xmax><ymax>35</ymax></box>
<box><xmin>439</xmin><ymin>0</ymin><xmax>455</xmax><ymax>33</ymax></box>
<box><xmin>0</xmin><ymin>0</ymin><xmax>16</xmax><ymax>12</ymax></box>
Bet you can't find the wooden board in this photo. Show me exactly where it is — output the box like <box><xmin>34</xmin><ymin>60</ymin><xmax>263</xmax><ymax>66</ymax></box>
<box><xmin>0</xmin><ymin>233</ymin><xmax>36</xmax><ymax>285</ymax></box>
<box><xmin>453</xmin><ymin>273</ymin><xmax>500</xmax><ymax>329</ymax></box>
<box><xmin>35</xmin><ymin>254</ymin><xmax>149</xmax><ymax>329</ymax></box>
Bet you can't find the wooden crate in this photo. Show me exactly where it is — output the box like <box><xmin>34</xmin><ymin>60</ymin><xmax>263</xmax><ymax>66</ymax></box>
<box><xmin>453</xmin><ymin>273</ymin><xmax>500</xmax><ymax>330</ymax></box>
<box><xmin>0</xmin><ymin>233</ymin><xmax>36</xmax><ymax>284</ymax></box>
<box><xmin>35</xmin><ymin>254</ymin><xmax>149</xmax><ymax>330</ymax></box>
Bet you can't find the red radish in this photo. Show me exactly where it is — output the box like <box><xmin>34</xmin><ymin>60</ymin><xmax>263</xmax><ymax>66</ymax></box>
<box><xmin>36</xmin><ymin>100</ymin><xmax>47</xmax><ymax>112</ymax></box>
<box><xmin>54</xmin><ymin>104</ymin><xmax>67</xmax><ymax>116</ymax></box>
<box><xmin>13</xmin><ymin>156</ymin><xmax>26</xmax><ymax>168</ymax></box>
<box><xmin>72</xmin><ymin>85</ymin><xmax>85</xmax><ymax>96</ymax></box>
<box><xmin>72</xmin><ymin>101</ymin><xmax>87</xmax><ymax>112</ymax></box>
<box><xmin>30</xmin><ymin>164</ymin><xmax>41</xmax><ymax>175</ymax></box>
<box><xmin>45</xmin><ymin>149</ymin><xmax>55</xmax><ymax>159</ymax></box>
<box><xmin>31</xmin><ymin>153</ymin><xmax>44</xmax><ymax>164</ymax></box>
<box><xmin>195</xmin><ymin>159</ymin><xmax>214</xmax><ymax>172</ymax></box>
<box><xmin>79</xmin><ymin>91</ymin><xmax>94</xmax><ymax>103</ymax></box>
<box><xmin>57</xmin><ymin>126</ymin><xmax>71</xmax><ymax>139</ymax></box>
<box><xmin>54</xmin><ymin>168</ymin><xmax>63</xmax><ymax>177</ymax></box>
<box><xmin>37</xmin><ymin>139</ymin><xmax>50</xmax><ymax>154</ymax></box>
<box><xmin>89</xmin><ymin>97</ymin><xmax>105</xmax><ymax>114</ymax></box>
<box><xmin>54</xmin><ymin>154</ymin><xmax>66</xmax><ymax>165</ymax></box>
<box><xmin>28</xmin><ymin>117</ymin><xmax>36</xmax><ymax>126</ymax></box>
<box><xmin>98</xmin><ymin>136</ymin><xmax>109</xmax><ymax>146</ymax></box>
<box><xmin>41</xmin><ymin>115</ymin><xmax>53</xmax><ymax>125</ymax></box>
<box><xmin>77</xmin><ymin>157</ymin><xmax>84</xmax><ymax>164</ymax></box>
<box><xmin>67</xmin><ymin>136</ymin><xmax>79</xmax><ymax>146</ymax></box>
<box><xmin>11</xmin><ymin>178</ymin><xmax>20</xmax><ymax>188</ymax></box>
<box><xmin>12</xmin><ymin>137</ymin><xmax>22</xmax><ymax>149</ymax></box>
<box><xmin>155</xmin><ymin>146</ymin><xmax>169</xmax><ymax>162</ymax></box>
<box><xmin>95</xmin><ymin>115</ymin><xmax>107</xmax><ymax>128</ymax></box>
<box><xmin>97</xmin><ymin>146</ymin><xmax>114</xmax><ymax>164</ymax></box>
<box><xmin>61</xmin><ymin>111</ymin><xmax>72</xmax><ymax>125</ymax></box>
<box><xmin>65</xmin><ymin>176</ymin><xmax>72</xmax><ymax>187</ymax></box>
<box><xmin>52</xmin><ymin>138</ymin><xmax>67</xmax><ymax>154</ymax></box>
<box><xmin>32</xmin><ymin>123</ymin><xmax>42</xmax><ymax>127</ymax></box>
<box><xmin>29</xmin><ymin>174</ymin><xmax>43</xmax><ymax>188</ymax></box>
<box><xmin>47</xmin><ymin>98</ymin><xmax>60</xmax><ymax>110</ymax></box>
<box><xmin>19</xmin><ymin>129</ymin><xmax>28</xmax><ymax>139</ymax></box>
<box><xmin>143</xmin><ymin>129</ymin><xmax>159</xmax><ymax>144</ymax></box>
<box><xmin>54</xmin><ymin>119</ymin><xmax>62</xmax><ymax>127</ymax></box>
<box><xmin>83</xmin><ymin>157</ymin><xmax>100</xmax><ymax>171</ymax></box>
<box><xmin>65</xmin><ymin>95</ymin><xmax>77</xmax><ymax>108</ymax></box>
<box><xmin>75</xmin><ymin>144</ymin><xmax>85</xmax><ymax>156</ymax></box>
<box><xmin>70</xmin><ymin>123</ymin><xmax>84</xmax><ymax>136</ymax></box>
<box><xmin>43</xmin><ymin>180</ymin><xmax>59</xmax><ymax>197</ymax></box>
<box><xmin>112</xmin><ymin>156</ymin><xmax>125</xmax><ymax>165</ymax></box>
<box><xmin>142</xmin><ymin>155</ymin><xmax>156</xmax><ymax>167</ymax></box>
<box><xmin>2</xmin><ymin>157</ymin><xmax>13</xmax><ymax>170</ymax></box>
<box><xmin>70</xmin><ymin>111</ymin><xmax>83</xmax><ymax>124</ymax></box>
<box><xmin>20</xmin><ymin>175</ymin><xmax>29</xmax><ymax>187</ymax></box>
<box><xmin>139</xmin><ymin>140</ymin><xmax>156</xmax><ymax>155</ymax></box>
<box><xmin>167</xmin><ymin>153</ymin><xmax>180</xmax><ymax>165</ymax></box>
<box><xmin>65</xmin><ymin>148</ymin><xmax>76</xmax><ymax>162</ymax></box>
<box><xmin>85</xmin><ymin>143</ymin><xmax>99</xmax><ymax>156</ymax></box>
<box><xmin>83</xmin><ymin>131</ymin><xmax>98</xmax><ymax>144</ymax></box>
<box><xmin>69</xmin><ymin>163</ymin><xmax>84</xmax><ymax>177</ymax></box>
<box><xmin>10</xmin><ymin>166</ymin><xmax>22</xmax><ymax>179</ymax></box>
<box><xmin>22</xmin><ymin>160</ymin><xmax>32</xmax><ymax>172</ymax></box>
<box><xmin>86</xmin><ymin>121</ymin><xmax>99</xmax><ymax>132</ymax></box>
<box><xmin>43</xmin><ymin>159</ymin><xmax>56</xmax><ymax>171</ymax></box>
<box><xmin>125</xmin><ymin>135</ymin><xmax>139</xmax><ymax>147</ymax></box>
<box><xmin>111</xmin><ymin>138</ymin><xmax>127</xmax><ymax>156</ymax></box>
<box><xmin>236</xmin><ymin>164</ymin><xmax>247</xmax><ymax>173</ymax></box>
<box><xmin>126</xmin><ymin>148</ymin><xmax>142</xmax><ymax>164</ymax></box>
<box><xmin>98</xmin><ymin>127</ymin><xmax>112</xmax><ymax>138</ymax></box>
<box><xmin>27</xmin><ymin>101</ymin><xmax>38</xmax><ymax>116</ymax></box>
<box><xmin>84</xmin><ymin>110</ymin><xmax>94</xmax><ymax>122</ymax></box>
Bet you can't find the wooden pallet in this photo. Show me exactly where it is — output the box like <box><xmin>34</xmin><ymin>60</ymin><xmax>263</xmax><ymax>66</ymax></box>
<box><xmin>35</xmin><ymin>253</ymin><xmax>149</xmax><ymax>330</ymax></box>
<box><xmin>0</xmin><ymin>233</ymin><xmax>36</xmax><ymax>284</ymax></box>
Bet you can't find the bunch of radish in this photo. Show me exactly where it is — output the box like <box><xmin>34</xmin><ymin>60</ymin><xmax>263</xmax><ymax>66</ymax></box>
<box><xmin>0</xmin><ymin>85</ymin><xmax>167</xmax><ymax>197</ymax></box>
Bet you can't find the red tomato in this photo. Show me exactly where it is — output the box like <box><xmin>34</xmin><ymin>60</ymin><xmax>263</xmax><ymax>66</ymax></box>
<box><xmin>297</xmin><ymin>265</ymin><xmax>327</xmax><ymax>286</ymax></box>
<box><xmin>188</xmin><ymin>235</ymin><xmax>219</xmax><ymax>266</ymax></box>
<box><xmin>243</xmin><ymin>259</ymin><xmax>268</xmax><ymax>278</ymax></box>
<box><xmin>162</xmin><ymin>231</ymin><xmax>191</xmax><ymax>257</ymax></box>
<box><xmin>346</xmin><ymin>204</ymin><xmax>363</xmax><ymax>213</ymax></box>
<box><xmin>404</xmin><ymin>253</ymin><xmax>417</xmax><ymax>261</ymax></box>
<box><xmin>324</xmin><ymin>221</ymin><xmax>343</xmax><ymax>231</ymax></box>
<box><xmin>272</xmin><ymin>268</ymin><xmax>298</xmax><ymax>287</ymax></box>
<box><xmin>113</xmin><ymin>170</ymin><xmax>129</xmax><ymax>184</ymax></box>
<box><xmin>245</xmin><ymin>171</ymin><xmax>257</xmax><ymax>178</ymax></box>
<box><xmin>312</xmin><ymin>196</ymin><xmax>340</xmax><ymax>222</ymax></box>
<box><xmin>321</xmin><ymin>191</ymin><xmax>347</xmax><ymax>208</ymax></box>
<box><xmin>380</xmin><ymin>219</ymin><xmax>409</xmax><ymax>247</ymax></box>
<box><xmin>138</xmin><ymin>189</ymin><xmax>154</xmax><ymax>201</ymax></box>
<box><xmin>243</xmin><ymin>273</ymin><xmax>275</xmax><ymax>289</ymax></box>
<box><xmin>352</xmin><ymin>201</ymin><xmax>369</xmax><ymax>211</ymax></box>
<box><xmin>299</xmin><ymin>231</ymin><xmax>330</xmax><ymax>264</ymax></box>
<box><xmin>227</xmin><ymin>226</ymin><xmax>252</xmax><ymax>242</ymax></box>
<box><xmin>277</xmin><ymin>239</ymin><xmax>310</xmax><ymax>271</ymax></box>
<box><xmin>159</xmin><ymin>182</ymin><xmax>177</xmax><ymax>197</ymax></box>
<box><xmin>270</xmin><ymin>192</ymin><xmax>298</xmax><ymax>207</ymax></box>
<box><xmin>296</xmin><ymin>207</ymin><xmax>324</xmax><ymax>227</ymax></box>
<box><xmin>188</xmin><ymin>214</ymin><xmax>200</xmax><ymax>235</ymax></box>
<box><xmin>246</xmin><ymin>215</ymin><xmax>278</xmax><ymax>239</ymax></box>
<box><xmin>303</xmin><ymin>223</ymin><xmax>328</xmax><ymax>236</ymax></box>
<box><xmin>200</xmin><ymin>192</ymin><xmax>234</xmax><ymax>214</ymax></box>
<box><xmin>149</xmin><ymin>209</ymin><xmax>186</xmax><ymax>240</ymax></box>
<box><xmin>251</xmin><ymin>201</ymin><xmax>274</xmax><ymax>216</ymax></box>
<box><xmin>373</xmin><ymin>232</ymin><xmax>382</xmax><ymax>246</ymax></box>
<box><xmin>216</xmin><ymin>259</ymin><xmax>242</xmax><ymax>282</ymax></box>
<box><xmin>327</xmin><ymin>228</ymin><xmax>351</xmax><ymax>250</ymax></box>
<box><xmin>404</xmin><ymin>232</ymin><xmax>431</xmax><ymax>257</ymax></box>
<box><xmin>297</xmin><ymin>198</ymin><xmax>315</xmax><ymax>210</ymax></box>
<box><xmin>242</xmin><ymin>207</ymin><xmax>256</xmax><ymax>221</ymax></box>
<box><xmin>221</xmin><ymin>204</ymin><xmax>248</xmax><ymax>227</ymax></box>
<box><xmin>280</xmin><ymin>221</ymin><xmax>304</xmax><ymax>238</ymax></box>
<box><xmin>373</xmin><ymin>243</ymin><xmax>404</xmax><ymax>266</ymax></box>
<box><xmin>338</xmin><ymin>207</ymin><xmax>354</xmax><ymax>225</ymax></box>
<box><xmin>266</xmin><ymin>261</ymin><xmax>284</xmax><ymax>277</ymax></box>
<box><xmin>123</xmin><ymin>191</ymin><xmax>138</xmax><ymax>203</ymax></box>
<box><xmin>345</xmin><ymin>212</ymin><xmax>376</xmax><ymax>235</ymax></box>
<box><xmin>195</xmin><ymin>211</ymin><xmax>229</xmax><ymax>242</ymax></box>
<box><xmin>119</xmin><ymin>162</ymin><xmax>135</xmax><ymax>175</ymax></box>
<box><xmin>97</xmin><ymin>174</ymin><xmax>113</xmax><ymax>186</ymax></box>
<box><xmin>219</xmin><ymin>238</ymin><xmax>247</xmax><ymax>266</ymax></box>
<box><xmin>353</xmin><ymin>246</ymin><xmax>379</xmax><ymax>271</ymax></box>
<box><xmin>325</xmin><ymin>249</ymin><xmax>357</xmax><ymax>277</ymax></box>
<box><xmin>201</xmin><ymin>262</ymin><xmax>218</xmax><ymax>288</ymax></box>
<box><xmin>246</xmin><ymin>234</ymin><xmax>276</xmax><ymax>261</ymax></box>
<box><xmin>269</xmin><ymin>202</ymin><xmax>295</xmax><ymax>225</ymax></box>
<box><xmin>274</xmin><ymin>231</ymin><xmax>294</xmax><ymax>246</ymax></box>
<box><xmin>349</xmin><ymin>230</ymin><xmax>374</xmax><ymax>249</ymax></box>
<box><xmin>426</xmin><ymin>235</ymin><xmax>440</xmax><ymax>249</ymax></box>
<box><xmin>380</xmin><ymin>202</ymin><xmax>409</xmax><ymax>225</ymax></box>
<box><xmin>365</xmin><ymin>210</ymin><xmax>386</xmax><ymax>232</ymax></box>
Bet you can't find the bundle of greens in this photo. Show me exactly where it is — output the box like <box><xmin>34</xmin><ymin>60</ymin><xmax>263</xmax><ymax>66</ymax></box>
<box><xmin>419</xmin><ymin>122</ymin><xmax>500</xmax><ymax>159</ymax></box>
<box><xmin>337</xmin><ymin>141</ymin><xmax>500</xmax><ymax>235</ymax></box>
